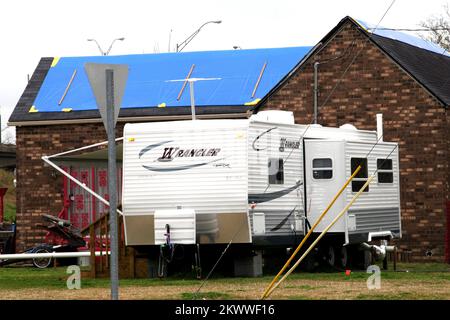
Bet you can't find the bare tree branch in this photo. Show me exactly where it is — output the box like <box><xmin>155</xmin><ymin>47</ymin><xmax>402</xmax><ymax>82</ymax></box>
<box><xmin>419</xmin><ymin>3</ymin><xmax>450</xmax><ymax>51</ymax></box>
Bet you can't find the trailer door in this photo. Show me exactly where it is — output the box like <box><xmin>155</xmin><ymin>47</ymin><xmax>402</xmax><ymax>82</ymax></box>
<box><xmin>304</xmin><ymin>140</ymin><xmax>346</xmax><ymax>233</ymax></box>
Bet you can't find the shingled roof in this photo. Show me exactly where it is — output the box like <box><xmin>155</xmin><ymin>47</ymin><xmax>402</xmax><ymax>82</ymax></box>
<box><xmin>355</xmin><ymin>17</ymin><xmax>450</xmax><ymax>107</ymax></box>
<box><xmin>370</xmin><ymin>34</ymin><xmax>450</xmax><ymax>106</ymax></box>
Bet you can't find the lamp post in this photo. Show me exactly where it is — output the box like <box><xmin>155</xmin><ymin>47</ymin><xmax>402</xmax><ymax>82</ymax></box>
<box><xmin>176</xmin><ymin>20</ymin><xmax>222</xmax><ymax>52</ymax></box>
<box><xmin>87</xmin><ymin>38</ymin><xmax>125</xmax><ymax>55</ymax></box>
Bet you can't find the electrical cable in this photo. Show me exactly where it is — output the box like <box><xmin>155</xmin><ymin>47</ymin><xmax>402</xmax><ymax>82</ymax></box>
<box><xmin>191</xmin><ymin>221</ymin><xmax>248</xmax><ymax>300</ymax></box>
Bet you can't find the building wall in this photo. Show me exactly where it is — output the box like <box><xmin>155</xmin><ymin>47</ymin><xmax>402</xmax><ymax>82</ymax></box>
<box><xmin>261</xmin><ymin>21</ymin><xmax>449</xmax><ymax>261</ymax></box>
<box><xmin>15</xmin><ymin>123</ymin><xmax>124</xmax><ymax>251</ymax></box>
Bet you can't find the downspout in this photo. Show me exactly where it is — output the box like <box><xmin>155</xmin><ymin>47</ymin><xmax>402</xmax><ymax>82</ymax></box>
<box><xmin>313</xmin><ymin>62</ymin><xmax>320</xmax><ymax>124</ymax></box>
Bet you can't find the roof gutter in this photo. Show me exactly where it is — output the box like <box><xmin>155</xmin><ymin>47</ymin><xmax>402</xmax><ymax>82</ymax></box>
<box><xmin>8</xmin><ymin>112</ymin><xmax>250</xmax><ymax>127</ymax></box>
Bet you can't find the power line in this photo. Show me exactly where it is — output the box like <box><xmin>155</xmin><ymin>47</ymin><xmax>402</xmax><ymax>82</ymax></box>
<box><xmin>369</xmin><ymin>27</ymin><xmax>450</xmax><ymax>32</ymax></box>
<box><xmin>318</xmin><ymin>0</ymin><xmax>397</xmax><ymax>110</ymax></box>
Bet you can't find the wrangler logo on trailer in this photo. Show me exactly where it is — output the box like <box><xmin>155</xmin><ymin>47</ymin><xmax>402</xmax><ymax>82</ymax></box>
<box><xmin>138</xmin><ymin>140</ymin><xmax>224</xmax><ymax>172</ymax></box>
<box><xmin>158</xmin><ymin>146</ymin><xmax>221</xmax><ymax>161</ymax></box>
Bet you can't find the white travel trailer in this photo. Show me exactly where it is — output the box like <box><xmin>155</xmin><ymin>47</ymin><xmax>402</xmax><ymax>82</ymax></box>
<box><xmin>120</xmin><ymin>111</ymin><xmax>401</xmax><ymax>272</ymax></box>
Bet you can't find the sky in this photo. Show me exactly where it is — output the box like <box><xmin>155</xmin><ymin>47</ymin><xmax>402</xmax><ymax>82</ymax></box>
<box><xmin>0</xmin><ymin>0</ymin><xmax>448</xmax><ymax>142</ymax></box>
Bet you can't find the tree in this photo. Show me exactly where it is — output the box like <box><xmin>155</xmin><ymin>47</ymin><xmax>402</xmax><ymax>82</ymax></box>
<box><xmin>420</xmin><ymin>4</ymin><xmax>450</xmax><ymax>51</ymax></box>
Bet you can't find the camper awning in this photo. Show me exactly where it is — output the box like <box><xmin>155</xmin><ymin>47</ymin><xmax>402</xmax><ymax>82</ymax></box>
<box><xmin>52</xmin><ymin>143</ymin><xmax>123</xmax><ymax>162</ymax></box>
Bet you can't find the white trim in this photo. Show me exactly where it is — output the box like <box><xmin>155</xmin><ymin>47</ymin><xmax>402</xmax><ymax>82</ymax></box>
<box><xmin>8</xmin><ymin>112</ymin><xmax>249</xmax><ymax>127</ymax></box>
<box><xmin>0</xmin><ymin>251</ymin><xmax>110</xmax><ymax>260</ymax></box>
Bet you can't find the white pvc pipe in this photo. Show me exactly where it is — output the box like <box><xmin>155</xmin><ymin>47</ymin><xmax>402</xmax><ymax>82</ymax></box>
<box><xmin>376</xmin><ymin>113</ymin><xmax>383</xmax><ymax>141</ymax></box>
<box><xmin>47</xmin><ymin>137</ymin><xmax>124</xmax><ymax>159</ymax></box>
<box><xmin>0</xmin><ymin>251</ymin><xmax>110</xmax><ymax>260</ymax></box>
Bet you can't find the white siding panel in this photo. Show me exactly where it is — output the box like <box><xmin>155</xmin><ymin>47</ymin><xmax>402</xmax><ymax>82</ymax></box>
<box><xmin>345</xmin><ymin>141</ymin><xmax>401</xmax><ymax>234</ymax></box>
<box><xmin>248</xmin><ymin>121</ymin><xmax>305</xmax><ymax>236</ymax></box>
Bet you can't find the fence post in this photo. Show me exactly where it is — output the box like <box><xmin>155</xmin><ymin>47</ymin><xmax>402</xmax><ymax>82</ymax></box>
<box><xmin>105</xmin><ymin>215</ymin><xmax>109</xmax><ymax>270</ymax></box>
<box><xmin>90</xmin><ymin>224</ymin><xmax>96</xmax><ymax>278</ymax></box>
<box><xmin>99</xmin><ymin>218</ymin><xmax>103</xmax><ymax>273</ymax></box>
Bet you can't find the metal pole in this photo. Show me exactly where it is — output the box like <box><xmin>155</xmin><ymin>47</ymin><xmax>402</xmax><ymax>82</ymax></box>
<box><xmin>264</xmin><ymin>175</ymin><xmax>376</xmax><ymax>299</ymax></box>
<box><xmin>189</xmin><ymin>80</ymin><xmax>196</xmax><ymax>120</ymax></box>
<box><xmin>261</xmin><ymin>165</ymin><xmax>362</xmax><ymax>299</ymax></box>
<box><xmin>313</xmin><ymin>62</ymin><xmax>319</xmax><ymax>124</ymax></box>
<box><xmin>106</xmin><ymin>69</ymin><xmax>119</xmax><ymax>300</ymax></box>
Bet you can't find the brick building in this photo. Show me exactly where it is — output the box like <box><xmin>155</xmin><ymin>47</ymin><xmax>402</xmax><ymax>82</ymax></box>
<box><xmin>9</xmin><ymin>16</ymin><xmax>449</xmax><ymax>262</ymax></box>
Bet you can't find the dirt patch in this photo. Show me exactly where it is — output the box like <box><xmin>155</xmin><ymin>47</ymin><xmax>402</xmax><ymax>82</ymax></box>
<box><xmin>1</xmin><ymin>278</ymin><xmax>449</xmax><ymax>300</ymax></box>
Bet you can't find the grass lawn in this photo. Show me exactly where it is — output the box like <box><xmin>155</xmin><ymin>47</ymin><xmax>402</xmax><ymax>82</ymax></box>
<box><xmin>0</xmin><ymin>263</ymin><xmax>449</xmax><ymax>300</ymax></box>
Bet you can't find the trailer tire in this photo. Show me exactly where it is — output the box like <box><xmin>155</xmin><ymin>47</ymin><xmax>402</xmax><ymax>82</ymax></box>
<box><xmin>32</xmin><ymin>248</ymin><xmax>52</xmax><ymax>269</ymax></box>
<box><xmin>325</xmin><ymin>245</ymin><xmax>336</xmax><ymax>267</ymax></box>
<box><xmin>338</xmin><ymin>246</ymin><xmax>349</xmax><ymax>269</ymax></box>
<box><xmin>302</xmin><ymin>253</ymin><xmax>316</xmax><ymax>272</ymax></box>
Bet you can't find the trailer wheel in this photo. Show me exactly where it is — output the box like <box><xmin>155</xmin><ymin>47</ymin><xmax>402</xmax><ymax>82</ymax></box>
<box><xmin>325</xmin><ymin>245</ymin><xmax>335</xmax><ymax>267</ymax></box>
<box><xmin>338</xmin><ymin>246</ymin><xmax>348</xmax><ymax>269</ymax></box>
<box><xmin>32</xmin><ymin>248</ymin><xmax>52</xmax><ymax>269</ymax></box>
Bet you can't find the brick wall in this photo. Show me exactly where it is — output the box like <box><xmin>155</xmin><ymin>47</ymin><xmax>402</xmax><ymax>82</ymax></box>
<box><xmin>261</xmin><ymin>21</ymin><xmax>449</xmax><ymax>261</ymax></box>
<box><xmin>15</xmin><ymin>123</ymin><xmax>124</xmax><ymax>251</ymax></box>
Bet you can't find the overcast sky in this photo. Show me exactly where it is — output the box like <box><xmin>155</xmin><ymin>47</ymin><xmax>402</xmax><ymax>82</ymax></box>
<box><xmin>0</xmin><ymin>0</ymin><xmax>448</xmax><ymax>142</ymax></box>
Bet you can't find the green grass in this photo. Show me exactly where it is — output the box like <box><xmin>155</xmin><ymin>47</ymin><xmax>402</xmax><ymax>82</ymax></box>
<box><xmin>0</xmin><ymin>263</ymin><xmax>449</xmax><ymax>292</ymax></box>
<box><xmin>284</xmin><ymin>284</ymin><xmax>319</xmax><ymax>290</ymax></box>
<box><xmin>0</xmin><ymin>267</ymin><xmax>202</xmax><ymax>290</ymax></box>
<box><xmin>181</xmin><ymin>291</ymin><xmax>231</xmax><ymax>300</ymax></box>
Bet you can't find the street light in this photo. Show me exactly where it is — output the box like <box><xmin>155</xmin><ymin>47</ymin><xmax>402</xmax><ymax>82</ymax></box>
<box><xmin>87</xmin><ymin>37</ymin><xmax>125</xmax><ymax>55</ymax></box>
<box><xmin>176</xmin><ymin>20</ymin><xmax>222</xmax><ymax>52</ymax></box>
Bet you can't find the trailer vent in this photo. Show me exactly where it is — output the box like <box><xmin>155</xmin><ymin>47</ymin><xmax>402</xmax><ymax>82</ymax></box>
<box><xmin>251</xmin><ymin>110</ymin><xmax>295</xmax><ymax>124</ymax></box>
<box><xmin>339</xmin><ymin>124</ymin><xmax>357</xmax><ymax>130</ymax></box>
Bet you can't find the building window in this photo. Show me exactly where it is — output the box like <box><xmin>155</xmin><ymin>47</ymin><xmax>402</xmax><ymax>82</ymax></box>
<box><xmin>269</xmin><ymin>158</ymin><xmax>284</xmax><ymax>184</ymax></box>
<box><xmin>377</xmin><ymin>159</ymin><xmax>393</xmax><ymax>183</ymax></box>
<box><xmin>312</xmin><ymin>158</ymin><xmax>333</xmax><ymax>179</ymax></box>
<box><xmin>351</xmin><ymin>158</ymin><xmax>369</xmax><ymax>192</ymax></box>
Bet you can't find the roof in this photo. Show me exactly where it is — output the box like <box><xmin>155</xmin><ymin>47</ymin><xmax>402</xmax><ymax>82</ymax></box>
<box><xmin>0</xmin><ymin>143</ymin><xmax>16</xmax><ymax>169</ymax></box>
<box><xmin>355</xmin><ymin>18</ymin><xmax>450</xmax><ymax>107</ymax></box>
<box><xmin>356</xmin><ymin>19</ymin><xmax>449</xmax><ymax>57</ymax></box>
<box><xmin>370</xmin><ymin>34</ymin><xmax>450</xmax><ymax>106</ymax></box>
<box><xmin>0</xmin><ymin>144</ymin><xmax>16</xmax><ymax>154</ymax></box>
<box><xmin>257</xmin><ymin>16</ymin><xmax>450</xmax><ymax>111</ymax></box>
<box><xmin>9</xmin><ymin>47</ymin><xmax>312</xmax><ymax>125</ymax></box>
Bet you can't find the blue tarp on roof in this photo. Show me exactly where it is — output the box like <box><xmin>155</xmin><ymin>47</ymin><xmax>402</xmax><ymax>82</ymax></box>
<box><xmin>356</xmin><ymin>19</ymin><xmax>449</xmax><ymax>56</ymax></box>
<box><xmin>32</xmin><ymin>47</ymin><xmax>312</xmax><ymax>113</ymax></box>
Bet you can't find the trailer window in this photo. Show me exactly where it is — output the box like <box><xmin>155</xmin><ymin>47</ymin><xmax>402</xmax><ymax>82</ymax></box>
<box><xmin>312</xmin><ymin>158</ymin><xmax>333</xmax><ymax>179</ymax></box>
<box><xmin>351</xmin><ymin>158</ymin><xmax>369</xmax><ymax>192</ymax></box>
<box><xmin>269</xmin><ymin>158</ymin><xmax>284</xmax><ymax>184</ymax></box>
<box><xmin>377</xmin><ymin>159</ymin><xmax>393</xmax><ymax>183</ymax></box>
